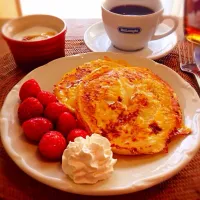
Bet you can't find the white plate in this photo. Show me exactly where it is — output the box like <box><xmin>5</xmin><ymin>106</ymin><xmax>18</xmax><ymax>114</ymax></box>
<box><xmin>1</xmin><ymin>52</ymin><xmax>200</xmax><ymax>196</ymax></box>
<box><xmin>84</xmin><ymin>22</ymin><xmax>178</xmax><ymax>60</ymax></box>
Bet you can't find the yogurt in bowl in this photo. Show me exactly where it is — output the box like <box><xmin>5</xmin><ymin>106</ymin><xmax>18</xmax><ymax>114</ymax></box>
<box><xmin>1</xmin><ymin>14</ymin><xmax>66</xmax><ymax>71</ymax></box>
<box><xmin>13</xmin><ymin>26</ymin><xmax>57</xmax><ymax>41</ymax></box>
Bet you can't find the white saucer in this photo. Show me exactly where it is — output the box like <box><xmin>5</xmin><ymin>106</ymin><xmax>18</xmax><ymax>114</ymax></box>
<box><xmin>84</xmin><ymin>21</ymin><xmax>178</xmax><ymax>60</ymax></box>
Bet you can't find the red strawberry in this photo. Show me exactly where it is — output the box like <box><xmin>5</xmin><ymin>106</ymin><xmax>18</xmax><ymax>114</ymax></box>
<box><xmin>19</xmin><ymin>79</ymin><xmax>41</xmax><ymax>101</ymax></box>
<box><xmin>67</xmin><ymin>129</ymin><xmax>89</xmax><ymax>143</ymax></box>
<box><xmin>22</xmin><ymin>117</ymin><xmax>53</xmax><ymax>141</ymax></box>
<box><xmin>56</xmin><ymin>112</ymin><xmax>77</xmax><ymax>136</ymax></box>
<box><xmin>18</xmin><ymin>97</ymin><xmax>43</xmax><ymax>122</ymax></box>
<box><xmin>44</xmin><ymin>102</ymin><xmax>68</xmax><ymax>122</ymax></box>
<box><xmin>37</xmin><ymin>91</ymin><xmax>57</xmax><ymax>107</ymax></box>
<box><xmin>39</xmin><ymin>131</ymin><xmax>66</xmax><ymax>160</ymax></box>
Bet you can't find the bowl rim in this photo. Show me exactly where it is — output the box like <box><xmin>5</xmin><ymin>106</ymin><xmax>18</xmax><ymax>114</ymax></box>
<box><xmin>1</xmin><ymin>14</ymin><xmax>67</xmax><ymax>44</ymax></box>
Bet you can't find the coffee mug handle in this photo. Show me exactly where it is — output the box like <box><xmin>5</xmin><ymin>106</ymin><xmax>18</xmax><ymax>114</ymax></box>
<box><xmin>151</xmin><ymin>16</ymin><xmax>179</xmax><ymax>40</ymax></box>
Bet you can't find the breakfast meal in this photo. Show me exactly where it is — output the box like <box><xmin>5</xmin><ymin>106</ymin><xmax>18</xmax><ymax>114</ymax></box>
<box><xmin>17</xmin><ymin>57</ymin><xmax>191</xmax><ymax>184</ymax></box>
<box><xmin>13</xmin><ymin>26</ymin><xmax>57</xmax><ymax>41</ymax></box>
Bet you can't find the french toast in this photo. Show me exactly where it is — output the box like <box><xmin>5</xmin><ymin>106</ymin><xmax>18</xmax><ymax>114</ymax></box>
<box><xmin>75</xmin><ymin>66</ymin><xmax>191</xmax><ymax>155</ymax></box>
<box><xmin>54</xmin><ymin>58</ymin><xmax>191</xmax><ymax>155</ymax></box>
<box><xmin>54</xmin><ymin>58</ymin><xmax>129</xmax><ymax>112</ymax></box>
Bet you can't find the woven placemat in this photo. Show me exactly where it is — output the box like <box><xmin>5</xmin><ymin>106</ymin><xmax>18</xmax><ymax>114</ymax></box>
<box><xmin>0</xmin><ymin>40</ymin><xmax>200</xmax><ymax>200</ymax></box>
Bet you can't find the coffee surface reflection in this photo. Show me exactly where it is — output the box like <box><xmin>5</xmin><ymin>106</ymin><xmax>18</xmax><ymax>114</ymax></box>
<box><xmin>110</xmin><ymin>5</ymin><xmax>154</xmax><ymax>16</ymax></box>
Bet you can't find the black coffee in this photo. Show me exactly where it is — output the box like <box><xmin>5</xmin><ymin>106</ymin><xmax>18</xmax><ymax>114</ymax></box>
<box><xmin>110</xmin><ymin>5</ymin><xmax>154</xmax><ymax>16</ymax></box>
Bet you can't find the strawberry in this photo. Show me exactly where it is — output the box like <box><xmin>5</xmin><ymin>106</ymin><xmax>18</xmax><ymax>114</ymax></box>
<box><xmin>56</xmin><ymin>112</ymin><xmax>77</xmax><ymax>136</ymax></box>
<box><xmin>19</xmin><ymin>79</ymin><xmax>41</xmax><ymax>101</ymax></box>
<box><xmin>39</xmin><ymin>131</ymin><xmax>66</xmax><ymax>160</ymax></box>
<box><xmin>67</xmin><ymin>129</ymin><xmax>89</xmax><ymax>143</ymax></box>
<box><xmin>18</xmin><ymin>97</ymin><xmax>43</xmax><ymax>122</ymax></box>
<box><xmin>22</xmin><ymin>117</ymin><xmax>53</xmax><ymax>141</ymax></box>
<box><xmin>37</xmin><ymin>91</ymin><xmax>57</xmax><ymax>107</ymax></box>
<box><xmin>44</xmin><ymin>102</ymin><xmax>68</xmax><ymax>122</ymax></box>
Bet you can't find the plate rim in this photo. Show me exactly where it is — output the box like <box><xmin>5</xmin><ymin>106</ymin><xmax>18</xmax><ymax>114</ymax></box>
<box><xmin>84</xmin><ymin>21</ymin><xmax>178</xmax><ymax>60</ymax></box>
<box><xmin>1</xmin><ymin>52</ymin><xmax>200</xmax><ymax>196</ymax></box>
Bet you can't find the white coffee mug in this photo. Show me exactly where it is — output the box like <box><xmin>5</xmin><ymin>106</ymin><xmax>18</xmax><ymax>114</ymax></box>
<box><xmin>101</xmin><ymin>0</ymin><xmax>179</xmax><ymax>51</ymax></box>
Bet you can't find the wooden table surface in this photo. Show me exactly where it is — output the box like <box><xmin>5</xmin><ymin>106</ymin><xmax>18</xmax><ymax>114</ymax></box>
<box><xmin>0</xmin><ymin>18</ymin><xmax>200</xmax><ymax>200</ymax></box>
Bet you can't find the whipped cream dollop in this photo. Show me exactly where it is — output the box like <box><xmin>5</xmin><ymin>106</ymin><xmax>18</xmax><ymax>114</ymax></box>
<box><xmin>62</xmin><ymin>134</ymin><xmax>117</xmax><ymax>184</ymax></box>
